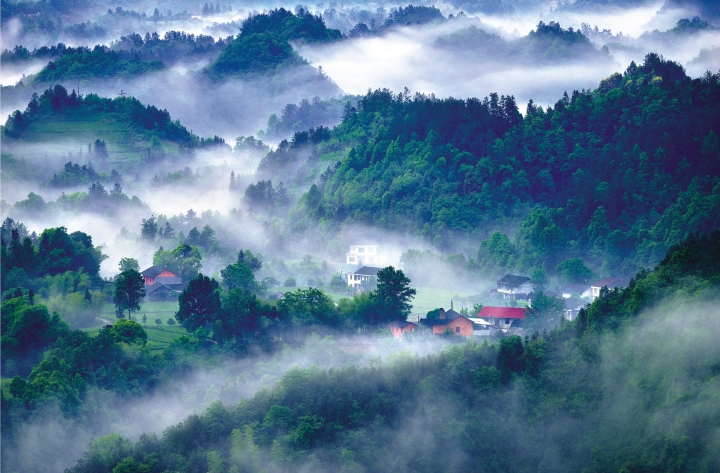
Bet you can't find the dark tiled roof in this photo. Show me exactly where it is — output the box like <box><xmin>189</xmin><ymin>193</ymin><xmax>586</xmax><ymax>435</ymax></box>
<box><xmin>353</xmin><ymin>266</ymin><xmax>382</xmax><ymax>276</ymax></box>
<box><xmin>444</xmin><ymin>309</ymin><xmax>463</xmax><ymax>320</ymax></box>
<box><xmin>390</xmin><ymin>320</ymin><xmax>417</xmax><ymax>328</ymax></box>
<box><xmin>146</xmin><ymin>281</ymin><xmax>186</xmax><ymax>294</ymax></box>
<box><xmin>422</xmin><ymin>315</ymin><xmax>472</xmax><ymax>326</ymax></box>
<box><xmin>142</xmin><ymin>265</ymin><xmax>170</xmax><ymax>277</ymax></box>
<box><xmin>498</xmin><ymin>274</ymin><xmax>531</xmax><ymax>286</ymax></box>
<box><xmin>564</xmin><ymin>298</ymin><xmax>587</xmax><ymax>310</ymax></box>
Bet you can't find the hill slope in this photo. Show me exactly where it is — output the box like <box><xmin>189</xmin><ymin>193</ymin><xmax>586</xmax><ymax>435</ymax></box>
<box><xmin>261</xmin><ymin>53</ymin><xmax>720</xmax><ymax>278</ymax></box>
<box><xmin>64</xmin><ymin>231</ymin><xmax>720</xmax><ymax>473</ymax></box>
<box><xmin>2</xmin><ymin>85</ymin><xmax>228</xmax><ymax>165</ymax></box>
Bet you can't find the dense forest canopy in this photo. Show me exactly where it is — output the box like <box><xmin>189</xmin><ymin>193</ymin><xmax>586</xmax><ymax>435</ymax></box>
<box><xmin>205</xmin><ymin>7</ymin><xmax>341</xmax><ymax>80</ymax></box>
<box><xmin>2</xmin><ymin>85</ymin><xmax>225</xmax><ymax>153</ymax></box>
<box><xmin>264</xmin><ymin>54</ymin><xmax>720</xmax><ymax>278</ymax></box>
<box><xmin>2</xmin><ymin>2</ymin><xmax>720</xmax><ymax>472</ymax></box>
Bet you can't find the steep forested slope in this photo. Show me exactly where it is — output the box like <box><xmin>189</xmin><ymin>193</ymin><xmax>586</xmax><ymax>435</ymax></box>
<box><xmin>267</xmin><ymin>54</ymin><xmax>720</xmax><ymax>277</ymax></box>
<box><xmin>205</xmin><ymin>8</ymin><xmax>341</xmax><ymax>80</ymax></box>
<box><xmin>64</xmin><ymin>231</ymin><xmax>720</xmax><ymax>473</ymax></box>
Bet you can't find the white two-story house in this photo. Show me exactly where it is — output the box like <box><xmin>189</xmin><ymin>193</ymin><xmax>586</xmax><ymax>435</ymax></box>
<box><xmin>346</xmin><ymin>245</ymin><xmax>383</xmax><ymax>266</ymax></box>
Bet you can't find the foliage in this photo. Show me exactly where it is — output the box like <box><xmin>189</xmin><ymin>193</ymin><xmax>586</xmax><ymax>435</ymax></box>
<box><xmin>176</xmin><ymin>273</ymin><xmax>222</xmax><ymax>331</ymax></box>
<box><xmin>2</xmin><ymin>85</ymin><xmax>219</xmax><ymax>154</ymax></box>
<box><xmin>205</xmin><ymin>7</ymin><xmax>340</xmax><ymax>80</ymax></box>
<box><xmin>113</xmin><ymin>269</ymin><xmax>146</xmax><ymax>318</ymax></box>
<box><xmin>118</xmin><ymin>257</ymin><xmax>140</xmax><ymax>272</ymax></box>
<box><xmin>282</xmin><ymin>54</ymin><xmax>720</xmax><ymax>277</ymax></box>
<box><xmin>110</xmin><ymin>319</ymin><xmax>147</xmax><ymax>345</ymax></box>
<box><xmin>371</xmin><ymin>266</ymin><xmax>416</xmax><ymax>323</ymax></box>
<box><xmin>153</xmin><ymin>244</ymin><xmax>202</xmax><ymax>280</ymax></box>
<box><xmin>33</xmin><ymin>45</ymin><xmax>163</xmax><ymax>83</ymax></box>
<box><xmin>65</xmin><ymin>231</ymin><xmax>720</xmax><ymax>473</ymax></box>
<box><xmin>1</xmin><ymin>296</ymin><xmax>69</xmax><ymax>376</ymax></box>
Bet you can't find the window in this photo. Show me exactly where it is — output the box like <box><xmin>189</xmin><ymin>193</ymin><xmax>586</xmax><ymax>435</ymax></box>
<box><xmin>358</xmin><ymin>248</ymin><xmax>365</xmax><ymax>253</ymax></box>
<box><xmin>505</xmin><ymin>318</ymin><xmax>510</xmax><ymax>324</ymax></box>
<box><xmin>455</xmin><ymin>327</ymin><xmax>460</xmax><ymax>333</ymax></box>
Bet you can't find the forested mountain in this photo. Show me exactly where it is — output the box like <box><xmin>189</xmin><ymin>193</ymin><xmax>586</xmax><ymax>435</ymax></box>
<box><xmin>63</xmin><ymin>231</ymin><xmax>720</xmax><ymax>473</ymax></box>
<box><xmin>261</xmin><ymin>54</ymin><xmax>720</xmax><ymax>278</ymax></box>
<box><xmin>434</xmin><ymin>21</ymin><xmax>610</xmax><ymax>63</ymax></box>
<box><xmin>34</xmin><ymin>45</ymin><xmax>164</xmax><ymax>83</ymax></box>
<box><xmin>2</xmin><ymin>85</ymin><xmax>228</xmax><ymax>157</ymax></box>
<box><xmin>205</xmin><ymin>8</ymin><xmax>341</xmax><ymax>80</ymax></box>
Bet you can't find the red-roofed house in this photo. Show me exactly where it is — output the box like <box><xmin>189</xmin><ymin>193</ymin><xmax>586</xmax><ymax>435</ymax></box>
<box><xmin>476</xmin><ymin>306</ymin><xmax>527</xmax><ymax>330</ymax></box>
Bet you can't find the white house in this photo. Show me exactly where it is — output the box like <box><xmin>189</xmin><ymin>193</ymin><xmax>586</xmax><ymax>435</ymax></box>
<box><xmin>346</xmin><ymin>245</ymin><xmax>382</xmax><ymax>266</ymax></box>
<box><xmin>589</xmin><ymin>277</ymin><xmax>627</xmax><ymax>301</ymax></box>
<box><xmin>496</xmin><ymin>275</ymin><xmax>535</xmax><ymax>300</ymax></box>
<box><xmin>563</xmin><ymin>298</ymin><xmax>587</xmax><ymax>321</ymax></box>
<box><xmin>347</xmin><ymin>266</ymin><xmax>381</xmax><ymax>287</ymax></box>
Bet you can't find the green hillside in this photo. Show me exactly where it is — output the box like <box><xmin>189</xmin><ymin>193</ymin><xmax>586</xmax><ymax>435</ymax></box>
<box><xmin>260</xmin><ymin>54</ymin><xmax>720</xmax><ymax>279</ymax></box>
<box><xmin>63</xmin><ymin>231</ymin><xmax>720</xmax><ymax>473</ymax></box>
<box><xmin>2</xmin><ymin>85</ymin><xmax>229</xmax><ymax>165</ymax></box>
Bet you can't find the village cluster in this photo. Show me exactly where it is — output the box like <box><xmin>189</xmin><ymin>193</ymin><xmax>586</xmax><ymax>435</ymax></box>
<box><xmin>137</xmin><ymin>244</ymin><xmax>625</xmax><ymax>339</ymax></box>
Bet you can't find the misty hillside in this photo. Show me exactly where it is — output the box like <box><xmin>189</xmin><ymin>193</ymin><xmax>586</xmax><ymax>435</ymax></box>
<box><xmin>254</xmin><ymin>54</ymin><xmax>720</xmax><ymax>279</ymax></box>
<box><xmin>61</xmin><ymin>231</ymin><xmax>720</xmax><ymax>473</ymax></box>
<box><xmin>205</xmin><ymin>8</ymin><xmax>341</xmax><ymax>80</ymax></box>
<box><xmin>435</xmin><ymin>21</ymin><xmax>609</xmax><ymax>64</ymax></box>
<box><xmin>2</xmin><ymin>85</ymin><xmax>228</xmax><ymax>164</ymax></box>
<box><xmin>2</xmin><ymin>1</ymin><xmax>720</xmax><ymax>472</ymax></box>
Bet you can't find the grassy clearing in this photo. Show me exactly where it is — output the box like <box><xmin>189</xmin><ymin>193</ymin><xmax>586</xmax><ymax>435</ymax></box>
<box><xmin>412</xmin><ymin>286</ymin><xmax>475</xmax><ymax>315</ymax></box>
<box><xmin>1</xmin><ymin>378</ymin><xmax>13</xmax><ymax>397</ymax></box>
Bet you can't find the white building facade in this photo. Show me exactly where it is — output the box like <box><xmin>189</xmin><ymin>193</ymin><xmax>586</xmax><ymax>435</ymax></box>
<box><xmin>346</xmin><ymin>245</ymin><xmax>383</xmax><ymax>266</ymax></box>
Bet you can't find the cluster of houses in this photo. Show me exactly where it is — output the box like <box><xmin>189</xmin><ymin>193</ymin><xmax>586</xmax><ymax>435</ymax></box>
<box><xmin>389</xmin><ymin>273</ymin><xmax>628</xmax><ymax>339</ymax></box>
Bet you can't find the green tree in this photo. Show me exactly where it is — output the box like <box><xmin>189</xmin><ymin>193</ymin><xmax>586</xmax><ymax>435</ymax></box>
<box><xmin>118</xmin><ymin>257</ymin><xmax>140</xmax><ymax>272</ymax></box>
<box><xmin>111</xmin><ymin>319</ymin><xmax>147</xmax><ymax>345</ymax></box>
<box><xmin>220</xmin><ymin>261</ymin><xmax>257</xmax><ymax>291</ymax></box>
<box><xmin>277</xmin><ymin>287</ymin><xmax>339</xmax><ymax>327</ymax></box>
<box><xmin>153</xmin><ymin>244</ymin><xmax>202</xmax><ymax>280</ymax></box>
<box><xmin>176</xmin><ymin>273</ymin><xmax>221</xmax><ymax>331</ymax></box>
<box><xmin>526</xmin><ymin>291</ymin><xmax>565</xmax><ymax>332</ymax></box>
<box><xmin>372</xmin><ymin>266</ymin><xmax>416</xmax><ymax>323</ymax></box>
<box><xmin>141</xmin><ymin>216</ymin><xmax>158</xmax><ymax>242</ymax></box>
<box><xmin>556</xmin><ymin>258</ymin><xmax>595</xmax><ymax>284</ymax></box>
<box><xmin>113</xmin><ymin>269</ymin><xmax>146</xmax><ymax>318</ymax></box>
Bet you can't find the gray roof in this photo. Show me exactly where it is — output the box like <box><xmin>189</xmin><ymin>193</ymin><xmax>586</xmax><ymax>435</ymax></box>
<box><xmin>564</xmin><ymin>298</ymin><xmax>587</xmax><ymax>310</ymax></box>
<box><xmin>390</xmin><ymin>320</ymin><xmax>416</xmax><ymax>328</ymax></box>
<box><xmin>498</xmin><ymin>274</ymin><xmax>531</xmax><ymax>286</ymax></box>
<box><xmin>142</xmin><ymin>265</ymin><xmax>173</xmax><ymax>277</ymax></box>
<box><xmin>353</xmin><ymin>266</ymin><xmax>382</xmax><ymax>276</ymax></box>
<box><xmin>560</xmin><ymin>283</ymin><xmax>590</xmax><ymax>294</ymax></box>
<box><xmin>146</xmin><ymin>280</ymin><xmax>186</xmax><ymax>294</ymax></box>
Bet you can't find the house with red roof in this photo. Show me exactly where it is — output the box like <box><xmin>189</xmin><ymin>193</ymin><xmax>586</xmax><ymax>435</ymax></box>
<box><xmin>476</xmin><ymin>306</ymin><xmax>527</xmax><ymax>331</ymax></box>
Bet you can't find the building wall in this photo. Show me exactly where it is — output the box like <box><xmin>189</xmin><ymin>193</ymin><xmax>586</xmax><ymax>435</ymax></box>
<box><xmin>432</xmin><ymin>318</ymin><xmax>473</xmax><ymax>336</ymax></box>
<box><xmin>391</xmin><ymin>324</ymin><xmax>416</xmax><ymax>339</ymax></box>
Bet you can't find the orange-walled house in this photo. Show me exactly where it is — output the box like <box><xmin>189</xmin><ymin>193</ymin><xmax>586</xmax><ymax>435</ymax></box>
<box><xmin>422</xmin><ymin>308</ymin><xmax>474</xmax><ymax>336</ymax></box>
<box><xmin>390</xmin><ymin>320</ymin><xmax>417</xmax><ymax>339</ymax></box>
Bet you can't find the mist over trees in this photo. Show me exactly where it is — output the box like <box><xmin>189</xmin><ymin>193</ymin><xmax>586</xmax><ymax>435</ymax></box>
<box><xmin>2</xmin><ymin>1</ymin><xmax>720</xmax><ymax>471</ymax></box>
